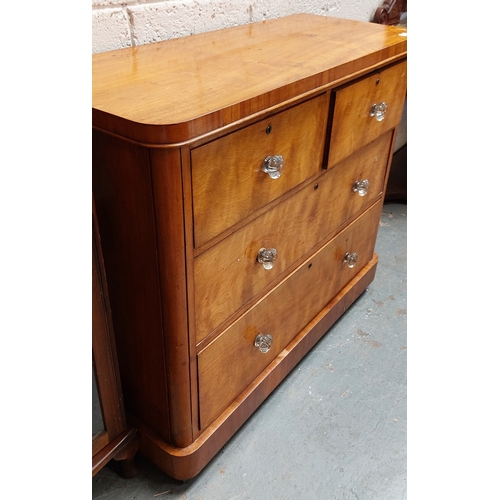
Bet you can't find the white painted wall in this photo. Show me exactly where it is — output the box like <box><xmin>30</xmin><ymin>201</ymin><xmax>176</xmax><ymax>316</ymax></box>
<box><xmin>92</xmin><ymin>0</ymin><xmax>384</xmax><ymax>54</ymax></box>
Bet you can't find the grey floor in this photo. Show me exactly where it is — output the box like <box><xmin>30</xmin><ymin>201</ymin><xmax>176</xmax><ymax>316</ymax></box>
<box><xmin>93</xmin><ymin>201</ymin><xmax>407</xmax><ymax>500</ymax></box>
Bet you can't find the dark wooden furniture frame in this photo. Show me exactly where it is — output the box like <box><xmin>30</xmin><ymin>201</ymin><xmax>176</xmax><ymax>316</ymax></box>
<box><xmin>92</xmin><ymin>197</ymin><xmax>140</xmax><ymax>478</ymax></box>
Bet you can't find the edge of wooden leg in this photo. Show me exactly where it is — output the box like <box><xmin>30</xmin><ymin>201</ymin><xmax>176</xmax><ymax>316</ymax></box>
<box><xmin>92</xmin><ymin>428</ymin><xmax>140</xmax><ymax>478</ymax></box>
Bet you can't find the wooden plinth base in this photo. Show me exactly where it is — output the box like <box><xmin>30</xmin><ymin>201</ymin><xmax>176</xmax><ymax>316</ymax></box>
<box><xmin>129</xmin><ymin>255</ymin><xmax>378</xmax><ymax>480</ymax></box>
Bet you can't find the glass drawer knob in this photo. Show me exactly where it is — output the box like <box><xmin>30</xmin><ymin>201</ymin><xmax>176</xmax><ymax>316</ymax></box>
<box><xmin>352</xmin><ymin>179</ymin><xmax>369</xmax><ymax>196</ymax></box>
<box><xmin>343</xmin><ymin>252</ymin><xmax>358</xmax><ymax>268</ymax></box>
<box><xmin>262</xmin><ymin>155</ymin><xmax>284</xmax><ymax>179</ymax></box>
<box><xmin>370</xmin><ymin>102</ymin><xmax>388</xmax><ymax>122</ymax></box>
<box><xmin>257</xmin><ymin>247</ymin><xmax>278</xmax><ymax>270</ymax></box>
<box><xmin>254</xmin><ymin>333</ymin><xmax>273</xmax><ymax>353</ymax></box>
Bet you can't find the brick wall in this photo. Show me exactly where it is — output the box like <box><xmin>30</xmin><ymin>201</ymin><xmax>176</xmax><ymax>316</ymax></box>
<box><xmin>92</xmin><ymin>0</ymin><xmax>383</xmax><ymax>54</ymax></box>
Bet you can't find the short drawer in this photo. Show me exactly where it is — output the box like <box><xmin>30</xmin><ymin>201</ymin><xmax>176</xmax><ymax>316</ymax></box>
<box><xmin>197</xmin><ymin>199</ymin><xmax>383</xmax><ymax>430</ymax></box>
<box><xmin>194</xmin><ymin>130</ymin><xmax>392</xmax><ymax>344</ymax></box>
<box><xmin>328</xmin><ymin>60</ymin><xmax>407</xmax><ymax>167</ymax></box>
<box><xmin>191</xmin><ymin>94</ymin><xmax>328</xmax><ymax>248</ymax></box>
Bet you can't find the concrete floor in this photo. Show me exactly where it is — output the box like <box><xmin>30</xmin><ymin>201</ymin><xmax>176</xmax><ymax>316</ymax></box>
<box><xmin>93</xmin><ymin>201</ymin><xmax>407</xmax><ymax>500</ymax></box>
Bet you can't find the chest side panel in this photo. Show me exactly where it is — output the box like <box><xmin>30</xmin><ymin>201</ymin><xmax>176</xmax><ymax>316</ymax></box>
<box><xmin>92</xmin><ymin>130</ymin><xmax>171</xmax><ymax>442</ymax></box>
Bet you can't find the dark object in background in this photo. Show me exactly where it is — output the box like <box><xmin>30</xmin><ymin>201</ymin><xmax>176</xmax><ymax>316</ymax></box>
<box><xmin>374</xmin><ymin>0</ymin><xmax>407</xmax><ymax>25</ymax></box>
<box><xmin>373</xmin><ymin>0</ymin><xmax>407</xmax><ymax>202</ymax></box>
<box><xmin>384</xmin><ymin>144</ymin><xmax>407</xmax><ymax>202</ymax></box>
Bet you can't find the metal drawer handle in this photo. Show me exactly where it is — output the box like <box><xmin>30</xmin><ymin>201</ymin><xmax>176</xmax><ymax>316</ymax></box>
<box><xmin>370</xmin><ymin>102</ymin><xmax>388</xmax><ymax>122</ymax></box>
<box><xmin>343</xmin><ymin>252</ymin><xmax>358</xmax><ymax>269</ymax></box>
<box><xmin>254</xmin><ymin>333</ymin><xmax>273</xmax><ymax>354</ymax></box>
<box><xmin>352</xmin><ymin>179</ymin><xmax>369</xmax><ymax>197</ymax></box>
<box><xmin>257</xmin><ymin>247</ymin><xmax>278</xmax><ymax>270</ymax></box>
<box><xmin>262</xmin><ymin>155</ymin><xmax>284</xmax><ymax>179</ymax></box>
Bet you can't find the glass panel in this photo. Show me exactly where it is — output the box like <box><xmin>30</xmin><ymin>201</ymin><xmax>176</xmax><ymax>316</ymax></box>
<box><xmin>92</xmin><ymin>365</ymin><xmax>105</xmax><ymax>436</ymax></box>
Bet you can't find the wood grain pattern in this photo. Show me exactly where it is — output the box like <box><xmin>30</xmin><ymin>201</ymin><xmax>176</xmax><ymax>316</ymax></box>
<box><xmin>198</xmin><ymin>200</ymin><xmax>383</xmax><ymax>429</ymax></box>
<box><xmin>194</xmin><ymin>131</ymin><xmax>392</xmax><ymax>344</ymax></box>
<box><xmin>92</xmin><ymin>14</ymin><xmax>407</xmax><ymax>144</ymax></box>
<box><xmin>328</xmin><ymin>60</ymin><xmax>407</xmax><ymax>167</ymax></box>
<box><xmin>130</xmin><ymin>253</ymin><xmax>379</xmax><ymax>480</ymax></box>
<box><xmin>191</xmin><ymin>94</ymin><xmax>328</xmax><ymax>247</ymax></box>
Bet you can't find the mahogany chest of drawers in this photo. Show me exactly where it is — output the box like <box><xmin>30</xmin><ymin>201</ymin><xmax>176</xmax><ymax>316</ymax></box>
<box><xmin>92</xmin><ymin>14</ymin><xmax>407</xmax><ymax>480</ymax></box>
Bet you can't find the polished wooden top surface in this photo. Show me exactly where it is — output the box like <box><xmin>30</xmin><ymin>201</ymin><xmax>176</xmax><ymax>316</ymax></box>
<box><xmin>92</xmin><ymin>14</ymin><xmax>407</xmax><ymax>144</ymax></box>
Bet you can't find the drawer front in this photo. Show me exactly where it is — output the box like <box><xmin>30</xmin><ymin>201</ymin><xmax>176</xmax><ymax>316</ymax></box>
<box><xmin>191</xmin><ymin>95</ymin><xmax>328</xmax><ymax>247</ymax></box>
<box><xmin>197</xmin><ymin>200</ymin><xmax>383</xmax><ymax>429</ymax></box>
<box><xmin>194</xmin><ymin>131</ymin><xmax>392</xmax><ymax>344</ymax></box>
<box><xmin>328</xmin><ymin>61</ymin><xmax>407</xmax><ymax>167</ymax></box>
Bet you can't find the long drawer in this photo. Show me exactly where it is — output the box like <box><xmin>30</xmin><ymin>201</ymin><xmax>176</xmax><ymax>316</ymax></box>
<box><xmin>197</xmin><ymin>199</ymin><xmax>383</xmax><ymax>430</ymax></box>
<box><xmin>194</xmin><ymin>130</ymin><xmax>392</xmax><ymax>344</ymax></box>
<box><xmin>328</xmin><ymin>60</ymin><xmax>407</xmax><ymax>167</ymax></box>
<box><xmin>191</xmin><ymin>94</ymin><xmax>328</xmax><ymax>248</ymax></box>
